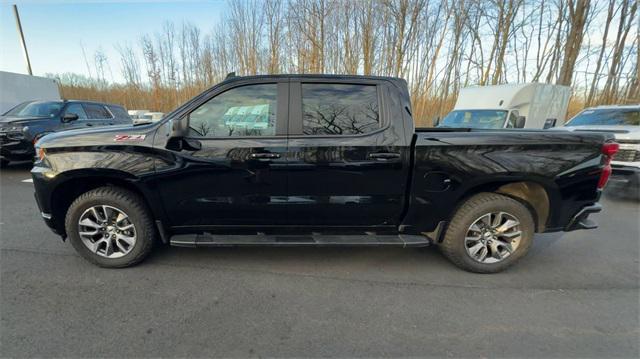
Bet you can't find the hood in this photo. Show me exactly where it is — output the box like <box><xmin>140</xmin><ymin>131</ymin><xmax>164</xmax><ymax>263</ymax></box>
<box><xmin>0</xmin><ymin>115</ymin><xmax>51</xmax><ymax>125</ymax></box>
<box><xmin>37</xmin><ymin>123</ymin><xmax>143</xmax><ymax>148</ymax></box>
<box><xmin>555</xmin><ymin>125</ymin><xmax>640</xmax><ymax>141</ymax></box>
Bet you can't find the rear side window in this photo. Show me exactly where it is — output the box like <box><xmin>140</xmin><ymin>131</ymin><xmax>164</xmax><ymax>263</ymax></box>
<box><xmin>108</xmin><ymin>106</ymin><xmax>129</xmax><ymax>119</ymax></box>
<box><xmin>83</xmin><ymin>104</ymin><xmax>112</xmax><ymax>119</ymax></box>
<box><xmin>302</xmin><ymin>83</ymin><xmax>380</xmax><ymax>135</ymax></box>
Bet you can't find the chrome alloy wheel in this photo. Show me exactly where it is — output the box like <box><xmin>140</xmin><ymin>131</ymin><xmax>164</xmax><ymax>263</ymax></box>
<box><xmin>464</xmin><ymin>211</ymin><xmax>522</xmax><ymax>264</ymax></box>
<box><xmin>78</xmin><ymin>205</ymin><xmax>137</xmax><ymax>258</ymax></box>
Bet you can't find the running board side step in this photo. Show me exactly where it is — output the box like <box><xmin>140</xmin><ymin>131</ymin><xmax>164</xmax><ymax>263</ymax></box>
<box><xmin>170</xmin><ymin>233</ymin><xmax>431</xmax><ymax>248</ymax></box>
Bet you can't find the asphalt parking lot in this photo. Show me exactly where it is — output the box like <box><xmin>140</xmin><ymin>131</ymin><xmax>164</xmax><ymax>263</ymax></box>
<box><xmin>1</xmin><ymin>162</ymin><xmax>639</xmax><ymax>358</ymax></box>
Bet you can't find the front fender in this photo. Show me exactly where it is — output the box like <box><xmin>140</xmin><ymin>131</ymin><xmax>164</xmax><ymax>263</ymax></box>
<box><xmin>32</xmin><ymin>146</ymin><xmax>168</xmax><ymax>236</ymax></box>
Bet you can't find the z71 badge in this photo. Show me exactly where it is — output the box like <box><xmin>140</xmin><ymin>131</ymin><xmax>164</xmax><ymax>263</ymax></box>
<box><xmin>114</xmin><ymin>134</ymin><xmax>146</xmax><ymax>142</ymax></box>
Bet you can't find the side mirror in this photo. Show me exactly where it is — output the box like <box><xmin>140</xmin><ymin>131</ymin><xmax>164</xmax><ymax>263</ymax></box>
<box><xmin>515</xmin><ymin>116</ymin><xmax>526</xmax><ymax>128</ymax></box>
<box><xmin>166</xmin><ymin>115</ymin><xmax>201</xmax><ymax>151</ymax></box>
<box><xmin>543</xmin><ymin>118</ymin><xmax>557</xmax><ymax>129</ymax></box>
<box><xmin>61</xmin><ymin>113</ymin><xmax>79</xmax><ymax>123</ymax></box>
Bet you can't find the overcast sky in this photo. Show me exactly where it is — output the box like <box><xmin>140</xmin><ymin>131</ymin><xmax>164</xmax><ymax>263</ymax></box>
<box><xmin>1</xmin><ymin>0</ymin><xmax>227</xmax><ymax>80</ymax></box>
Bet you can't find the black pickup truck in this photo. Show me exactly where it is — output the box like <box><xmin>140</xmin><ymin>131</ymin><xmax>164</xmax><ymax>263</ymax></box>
<box><xmin>31</xmin><ymin>75</ymin><xmax>618</xmax><ymax>273</ymax></box>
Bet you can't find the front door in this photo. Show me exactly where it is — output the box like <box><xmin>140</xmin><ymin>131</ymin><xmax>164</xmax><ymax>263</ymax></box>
<box><xmin>157</xmin><ymin>80</ymin><xmax>289</xmax><ymax>229</ymax></box>
<box><xmin>285</xmin><ymin>80</ymin><xmax>411</xmax><ymax>228</ymax></box>
<box><xmin>61</xmin><ymin>103</ymin><xmax>89</xmax><ymax>130</ymax></box>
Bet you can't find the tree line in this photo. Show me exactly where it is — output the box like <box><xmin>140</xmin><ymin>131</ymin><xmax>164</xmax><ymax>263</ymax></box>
<box><xmin>52</xmin><ymin>0</ymin><xmax>639</xmax><ymax>126</ymax></box>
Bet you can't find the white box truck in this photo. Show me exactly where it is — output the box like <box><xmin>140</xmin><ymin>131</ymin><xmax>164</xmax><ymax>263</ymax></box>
<box><xmin>438</xmin><ymin>83</ymin><xmax>571</xmax><ymax>129</ymax></box>
<box><xmin>0</xmin><ymin>71</ymin><xmax>61</xmax><ymax>114</ymax></box>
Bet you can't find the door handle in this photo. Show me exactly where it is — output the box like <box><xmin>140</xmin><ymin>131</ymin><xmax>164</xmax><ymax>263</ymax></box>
<box><xmin>250</xmin><ymin>152</ymin><xmax>281</xmax><ymax>159</ymax></box>
<box><xmin>86</xmin><ymin>123</ymin><xmax>93</xmax><ymax>127</ymax></box>
<box><xmin>368</xmin><ymin>152</ymin><xmax>400</xmax><ymax>160</ymax></box>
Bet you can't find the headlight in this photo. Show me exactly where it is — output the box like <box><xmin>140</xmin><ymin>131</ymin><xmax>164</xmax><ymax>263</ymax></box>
<box><xmin>0</xmin><ymin>125</ymin><xmax>26</xmax><ymax>133</ymax></box>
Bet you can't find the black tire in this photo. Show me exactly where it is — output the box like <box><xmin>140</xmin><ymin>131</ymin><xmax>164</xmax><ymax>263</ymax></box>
<box><xmin>439</xmin><ymin>192</ymin><xmax>535</xmax><ymax>273</ymax></box>
<box><xmin>65</xmin><ymin>186</ymin><xmax>155</xmax><ymax>268</ymax></box>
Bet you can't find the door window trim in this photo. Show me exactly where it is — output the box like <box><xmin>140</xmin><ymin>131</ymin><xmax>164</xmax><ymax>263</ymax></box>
<box><xmin>183</xmin><ymin>81</ymin><xmax>289</xmax><ymax>140</ymax></box>
<box><xmin>287</xmin><ymin>80</ymin><xmax>389</xmax><ymax>139</ymax></box>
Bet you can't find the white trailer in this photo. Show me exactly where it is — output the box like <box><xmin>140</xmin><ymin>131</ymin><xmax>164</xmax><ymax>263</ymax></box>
<box><xmin>0</xmin><ymin>71</ymin><xmax>61</xmax><ymax>114</ymax></box>
<box><xmin>439</xmin><ymin>83</ymin><xmax>571</xmax><ymax>129</ymax></box>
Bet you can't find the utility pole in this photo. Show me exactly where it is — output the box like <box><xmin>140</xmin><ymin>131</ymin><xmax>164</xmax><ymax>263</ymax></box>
<box><xmin>13</xmin><ymin>4</ymin><xmax>33</xmax><ymax>75</ymax></box>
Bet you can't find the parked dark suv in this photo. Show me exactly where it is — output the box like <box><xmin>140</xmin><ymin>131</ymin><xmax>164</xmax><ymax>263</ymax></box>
<box><xmin>0</xmin><ymin>100</ymin><xmax>132</xmax><ymax>166</ymax></box>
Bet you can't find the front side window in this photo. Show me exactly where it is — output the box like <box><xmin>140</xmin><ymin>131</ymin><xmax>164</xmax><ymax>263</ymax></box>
<box><xmin>189</xmin><ymin>84</ymin><xmax>277</xmax><ymax>137</ymax></box>
<box><xmin>302</xmin><ymin>83</ymin><xmax>380</xmax><ymax>135</ymax></box>
<box><xmin>65</xmin><ymin>103</ymin><xmax>88</xmax><ymax>119</ymax></box>
<box><xmin>83</xmin><ymin>104</ymin><xmax>112</xmax><ymax>119</ymax></box>
<box><xmin>506</xmin><ymin>111</ymin><xmax>519</xmax><ymax>128</ymax></box>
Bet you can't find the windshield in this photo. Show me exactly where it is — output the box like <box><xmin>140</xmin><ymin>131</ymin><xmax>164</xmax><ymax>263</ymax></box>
<box><xmin>566</xmin><ymin>109</ymin><xmax>639</xmax><ymax>126</ymax></box>
<box><xmin>3</xmin><ymin>101</ymin><xmax>64</xmax><ymax>118</ymax></box>
<box><xmin>439</xmin><ymin>110</ymin><xmax>508</xmax><ymax>129</ymax></box>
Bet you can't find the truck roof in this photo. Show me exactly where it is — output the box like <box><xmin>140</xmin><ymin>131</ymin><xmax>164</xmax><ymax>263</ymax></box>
<box><xmin>220</xmin><ymin>74</ymin><xmax>409</xmax><ymax>92</ymax></box>
<box><xmin>224</xmin><ymin>73</ymin><xmax>405</xmax><ymax>82</ymax></box>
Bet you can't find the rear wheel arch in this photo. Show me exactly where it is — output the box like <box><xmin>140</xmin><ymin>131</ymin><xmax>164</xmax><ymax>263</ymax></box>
<box><xmin>457</xmin><ymin>179</ymin><xmax>556</xmax><ymax>232</ymax></box>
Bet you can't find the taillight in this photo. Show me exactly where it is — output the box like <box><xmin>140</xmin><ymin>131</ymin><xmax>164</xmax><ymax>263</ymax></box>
<box><xmin>597</xmin><ymin>142</ymin><xmax>619</xmax><ymax>189</ymax></box>
<box><xmin>601</xmin><ymin>142</ymin><xmax>619</xmax><ymax>157</ymax></box>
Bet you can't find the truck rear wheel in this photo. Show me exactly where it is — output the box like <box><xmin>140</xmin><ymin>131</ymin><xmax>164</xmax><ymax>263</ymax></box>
<box><xmin>65</xmin><ymin>186</ymin><xmax>155</xmax><ymax>268</ymax></box>
<box><xmin>439</xmin><ymin>192</ymin><xmax>534</xmax><ymax>273</ymax></box>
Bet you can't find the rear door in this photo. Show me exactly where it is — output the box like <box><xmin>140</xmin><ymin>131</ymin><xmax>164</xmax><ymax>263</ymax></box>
<box><xmin>285</xmin><ymin>79</ymin><xmax>411</xmax><ymax>227</ymax></box>
<box><xmin>157</xmin><ymin>78</ymin><xmax>290</xmax><ymax>228</ymax></box>
<box><xmin>82</xmin><ymin>103</ymin><xmax>113</xmax><ymax>127</ymax></box>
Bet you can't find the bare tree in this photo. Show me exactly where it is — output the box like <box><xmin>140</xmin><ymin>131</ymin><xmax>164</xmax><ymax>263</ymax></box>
<box><xmin>558</xmin><ymin>0</ymin><xmax>592</xmax><ymax>85</ymax></box>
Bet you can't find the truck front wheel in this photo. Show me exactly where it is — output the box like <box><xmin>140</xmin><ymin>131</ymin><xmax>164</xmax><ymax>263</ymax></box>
<box><xmin>439</xmin><ymin>192</ymin><xmax>535</xmax><ymax>273</ymax></box>
<box><xmin>65</xmin><ymin>186</ymin><xmax>155</xmax><ymax>268</ymax></box>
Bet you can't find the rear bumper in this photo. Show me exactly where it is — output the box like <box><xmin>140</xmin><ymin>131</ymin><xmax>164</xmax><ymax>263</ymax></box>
<box><xmin>611</xmin><ymin>164</ymin><xmax>640</xmax><ymax>177</ymax></box>
<box><xmin>564</xmin><ymin>203</ymin><xmax>602</xmax><ymax>231</ymax></box>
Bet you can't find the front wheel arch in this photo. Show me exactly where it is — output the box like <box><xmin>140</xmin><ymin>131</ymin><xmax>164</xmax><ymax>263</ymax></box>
<box><xmin>49</xmin><ymin>174</ymin><xmax>156</xmax><ymax>237</ymax></box>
